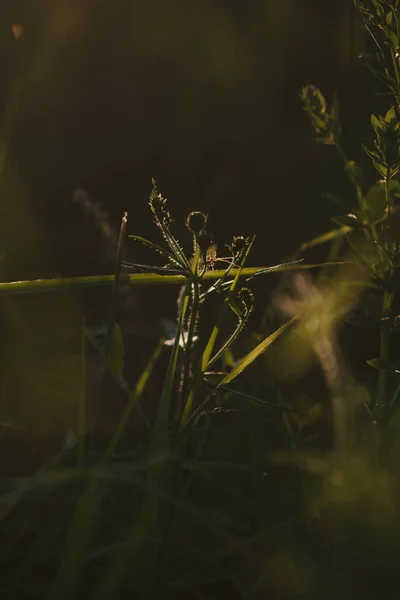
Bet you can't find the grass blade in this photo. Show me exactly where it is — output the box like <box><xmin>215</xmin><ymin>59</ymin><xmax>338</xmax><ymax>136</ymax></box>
<box><xmin>0</xmin><ymin>262</ymin><xmax>342</xmax><ymax>297</ymax></box>
<box><xmin>220</xmin><ymin>317</ymin><xmax>296</xmax><ymax>385</ymax></box>
<box><xmin>299</xmin><ymin>226</ymin><xmax>351</xmax><ymax>251</ymax></box>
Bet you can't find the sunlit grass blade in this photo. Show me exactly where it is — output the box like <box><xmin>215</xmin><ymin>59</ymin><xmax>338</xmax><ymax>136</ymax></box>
<box><xmin>0</xmin><ymin>273</ymin><xmax>184</xmax><ymax>295</ymax></box>
<box><xmin>101</xmin><ymin>336</ymin><xmax>166</xmax><ymax>462</ymax></box>
<box><xmin>219</xmin><ymin>317</ymin><xmax>297</xmax><ymax>386</ymax></box>
<box><xmin>299</xmin><ymin>226</ymin><xmax>351</xmax><ymax>251</ymax></box>
<box><xmin>180</xmin><ymin>317</ymin><xmax>297</xmax><ymax>437</ymax></box>
<box><xmin>0</xmin><ymin>262</ymin><xmax>344</xmax><ymax>297</ymax></box>
<box><xmin>251</xmin><ymin>261</ymin><xmax>346</xmax><ymax>278</ymax></box>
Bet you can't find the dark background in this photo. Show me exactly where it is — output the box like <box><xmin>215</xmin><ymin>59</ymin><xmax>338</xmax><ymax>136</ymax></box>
<box><xmin>0</xmin><ymin>0</ymin><xmax>374</xmax><ymax>282</ymax></box>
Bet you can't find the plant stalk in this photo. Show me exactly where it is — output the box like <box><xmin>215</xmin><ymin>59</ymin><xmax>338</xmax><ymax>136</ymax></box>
<box><xmin>376</xmin><ymin>291</ymin><xmax>394</xmax><ymax>414</ymax></box>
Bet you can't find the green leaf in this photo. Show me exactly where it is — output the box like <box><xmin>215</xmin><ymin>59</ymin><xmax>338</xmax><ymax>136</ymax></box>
<box><xmin>363</xmin><ymin>142</ymin><xmax>388</xmax><ymax>177</ymax></box>
<box><xmin>386</xmin><ymin>29</ymin><xmax>399</xmax><ymax>50</ymax></box>
<box><xmin>385</xmin><ymin>105</ymin><xmax>397</xmax><ymax>122</ymax></box>
<box><xmin>300</xmin><ymin>85</ymin><xmax>327</xmax><ymax>116</ymax></box>
<box><xmin>371</xmin><ymin>114</ymin><xmax>383</xmax><ymax>133</ymax></box>
<box><xmin>363</xmin><ymin>182</ymin><xmax>387</xmax><ymax>222</ymax></box>
<box><xmin>362</xmin><ymin>145</ymin><xmax>381</xmax><ymax>164</ymax></box>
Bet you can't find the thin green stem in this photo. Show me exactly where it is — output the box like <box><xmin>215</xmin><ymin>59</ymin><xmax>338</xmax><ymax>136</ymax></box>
<box><xmin>385</xmin><ymin>175</ymin><xmax>392</xmax><ymax>217</ymax></box>
<box><xmin>180</xmin><ymin>280</ymin><xmax>200</xmax><ymax>405</ymax></box>
<box><xmin>180</xmin><ymin>244</ymin><xmax>202</xmax><ymax>397</ymax></box>
<box><xmin>390</xmin><ymin>47</ymin><xmax>400</xmax><ymax>91</ymax></box>
<box><xmin>206</xmin><ymin>317</ymin><xmax>245</xmax><ymax>369</ymax></box>
<box><xmin>393</xmin><ymin>6</ymin><xmax>400</xmax><ymax>46</ymax></box>
<box><xmin>364</xmin><ymin>19</ymin><xmax>385</xmax><ymax>59</ymax></box>
<box><xmin>376</xmin><ymin>291</ymin><xmax>394</xmax><ymax>413</ymax></box>
<box><xmin>77</xmin><ymin>315</ymin><xmax>86</xmax><ymax>468</ymax></box>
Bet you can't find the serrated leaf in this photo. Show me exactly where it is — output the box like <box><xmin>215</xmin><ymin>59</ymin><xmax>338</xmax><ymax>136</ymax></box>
<box><xmin>128</xmin><ymin>235</ymin><xmax>179</xmax><ymax>265</ymax></box>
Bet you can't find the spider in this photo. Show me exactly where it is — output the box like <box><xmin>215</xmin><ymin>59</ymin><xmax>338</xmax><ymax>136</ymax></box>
<box><xmin>204</xmin><ymin>243</ymin><xmax>238</xmax><ymax>271</ymax></box>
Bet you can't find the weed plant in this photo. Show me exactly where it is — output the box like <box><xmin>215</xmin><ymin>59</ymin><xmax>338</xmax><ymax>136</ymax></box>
<box><xmin>2</xmin><ymin>2</ymin><xmax>400</xmax><ymax>599</ymax></box>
